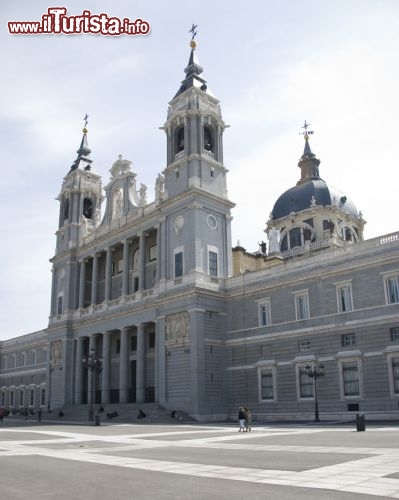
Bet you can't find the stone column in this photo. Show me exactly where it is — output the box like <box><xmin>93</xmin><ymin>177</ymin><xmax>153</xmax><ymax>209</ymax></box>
<box><xmin>74</xmin><ymin>337</ymin><xmax>84</xmax><ymax>404</ymax></box>
<box><xmin>138</xmin><ymin>233</ymin><xmax>146</xmax><ymax>291</ymax></box>
<box><xmin>78</xmin><ymin>259</ymin><xmax>87</xmax><ymax>309</ymax></box>
<box><xmin>101</xmin><ymin>332</ymin><xmax>111</xmax><ymax>404</ymax></box>
<box><xmin>119</xmin><ymin>327</ymin><xmax>129</xmax><ymax>403</ymax></box>
<box><xmin>104</xmin><ymin>247</ymin><xmax>113</xmax><ymax>301</ymax></box>
<box><xmin>91</xmin><ymin>253</ymin><xmax>98</xmax><ymax>305</ymax></box>
<box><xmin>155</xmin><ymin>318</ymin><xmax>165</xmax><ymax>403</ymax></box>
<box><xmin>136</xmin><ymin>324</ymin><xmax>146</xmax><ymax>403</ymax></box>
<box><xmin>87</xmin><ymin>335</ymin><xmax>96</xmax><ymax>408</ymax></box>
<box><xmin>158</xmin><ymin>217</ymin><xmax>166</xmax><ymax>282</ymax></box>
<box><xmin>50</xmin><ymin>268</ymin><xmax>56</xmax><ymax>316</ymax></box>
<box><xmin>122</xmin><ymin>239</ymin><xmax>130</xmax><ymax>296</ymax></box>
<box><xmin>155</xmin><ymin>225</ymin><xmax>161</xmax><ymax>283</ymax></box>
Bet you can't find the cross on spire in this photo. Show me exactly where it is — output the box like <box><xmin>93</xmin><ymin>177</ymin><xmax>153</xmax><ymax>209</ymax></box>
<box><xmin>300</xmin><ymin>120</ymin><xmax>314</xmax><ymax>140</ymax></box>
<box><xmin>189</xmin><ymin>23</ymin><xmax>198</xmax><ymax>40</ymax></box>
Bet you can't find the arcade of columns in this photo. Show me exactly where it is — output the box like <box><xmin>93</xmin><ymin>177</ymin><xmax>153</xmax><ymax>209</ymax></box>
<box><xmin>74</xmin><ymin>324</ymin><xmax>156</xmax><ymax>406</ymax></box>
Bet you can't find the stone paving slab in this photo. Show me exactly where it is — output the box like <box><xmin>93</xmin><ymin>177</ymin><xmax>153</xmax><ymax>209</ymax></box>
<box><xmin>0</xmin><ymin>422</ymin><xmax>398</xmax><ymax>499</ymax></box>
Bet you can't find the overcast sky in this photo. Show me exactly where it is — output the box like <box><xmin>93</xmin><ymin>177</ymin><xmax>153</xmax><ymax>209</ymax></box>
<box><xmin>1</xmin><ymin>0</ymin><xmax>398</xmax><ymax>340</ymax></box>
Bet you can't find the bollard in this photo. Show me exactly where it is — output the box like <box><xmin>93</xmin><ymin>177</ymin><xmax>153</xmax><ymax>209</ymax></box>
<box><xmin>356</xmin><ymin>413</ymin><xmax>365</xmax><ymax>431</ymax></box>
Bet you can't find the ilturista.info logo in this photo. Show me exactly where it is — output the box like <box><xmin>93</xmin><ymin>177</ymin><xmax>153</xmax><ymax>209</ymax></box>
<box><xmin>8</xmin><ymin>7</ymin><xmax>151</xmax><ymax>36</ymax></box>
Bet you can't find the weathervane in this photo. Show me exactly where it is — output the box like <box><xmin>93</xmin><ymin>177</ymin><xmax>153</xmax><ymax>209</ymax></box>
<box><xmin>189</xmin><ymin>23</ymin><xmax>198</xmax><ymax>40</ymax></box>
<box><xmin>300</xmin><ymin>120</ymin><xmax>314</xmax><ymax>140</ymax></box>
<box><xmin>83</xmin><ymin>113</ymin><xmax>89</xmax><ymax>128</ymax></box>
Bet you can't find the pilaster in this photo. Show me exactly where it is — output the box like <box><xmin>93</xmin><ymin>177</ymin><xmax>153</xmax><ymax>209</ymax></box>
<box><xmin>136</xmin><ymin>324</ymin><xmax>146</xmax><ymax>403</ymax></box>
<box><xmin>119</xmin><ymin>327</ymin><xmax>129</xmax><ymax>403</ymax></box>
<box><xmin>101</xmin><ymin>332</ymin><xmax>111</xmax><ymax>404</ymax></box>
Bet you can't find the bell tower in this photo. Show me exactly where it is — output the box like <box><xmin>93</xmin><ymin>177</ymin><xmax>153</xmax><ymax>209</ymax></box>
<box><xmin>161</xmin><ymin>34</ymin><xmax>229</xmax><ymax>200</ymax></box>
<box><xmin>55</xmin><ymin>121</ymin><xmax>102</xmax><ymax>254</ymax></box>
<box><xmin>160</xmin><ymin>31</ymin><xmax>234</xmax><ymax>282</ymax></box>
<box><xmin>50</xmin><ymin>120</ymin><xmax>103</xmax><ymax>318</ymax></box>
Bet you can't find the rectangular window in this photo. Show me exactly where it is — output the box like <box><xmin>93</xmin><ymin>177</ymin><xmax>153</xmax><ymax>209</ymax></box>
<box><xmin>336</xmin><ymin>283</ymin><xmax>353</xmax><ymax>312</ymax></box>
<box><xmin>174</xmin><ymin>251</ymin><xmax>183</xmax><ymax>278</ymax></box>
<box><xmin>258</xmin><ymin>300</ymin><xmax>271</xmax><ymax>327</ymax></box>
<box><xmin>131</xmin><ymin>335</ymin><xmax>137</xmax><ymax>351</ymax></box>
<box><xmin>260</xmin><ymin>369</ymin><xmax>274</xmax><ymax>400</ymax></box>
<box><xmin>112</xmin><ymin>259</ymin><xmax>123</xmax><ymax>275</ymax></box>
<box><xmin>299</xmin><ymin>339</ymin><xmax>311</xmax><ymax>352</ymax></box>
<box><xmin>295</xmin><ymin>291</ymin><xmax>309</xmax><ymax>320</ymax></box>
<box><xmin>342</xmin><ymin>360</ymin><xmax>360</xmax><ymax>396</ymax></box>
<box><xmin>19</xmin><ymin>390</ymin><xmax>24</xmax><ymax>406</ymax></box>
<box><xmin>391</xmin><ymin>327</ymin><xmax>399</xmax><ymax>342</ymax></box>
<box><xmin>341</xmin><ymin>334</ymin><xmax>356</xmax><ymax>347</ymax></box>
<box><xmin>116</xmin><ymin>339</ymin><xmax>121</xmax><ymax>354</ymax></box>
<box><xmin>148</xmin><ymin>332</ymin><xmax>155</xmax><ymax>349</ymax></box>
<box><xmin>10</xmin><ymin>391</ymin><xmax>14</xmax><ymax>407</ymax></box>
<box><xmin>149</xmin><ymin>245</ymin><xmax>157</xmax><ymax>261</ymax></box>
<box><xmin>386</xmin><ymin>275</ymin><xmax>399</xmax><ymax>304</ymax></box>
<box><xmin>30</xmin><ymin>389</ymin><xmax>34</xmax><ymax>406</ymax></box>
<box><xmin>209</xmin><ymin>251</ymin><xmax>218</xmax><ymax>277</ymax></box>
<box><xmin>299</xmin><ymin>366</ymin><xmax>314</xmax><ymax>398</ymax></box>
<box><xmin>1</xmin><ymin>392</ymin><xmax>5</xmax><ymax>406</ymax></box>
<box><xmin>392</xmin><ymin>357</ymin><xmax>399</xmax><ymax>394</ymax></box>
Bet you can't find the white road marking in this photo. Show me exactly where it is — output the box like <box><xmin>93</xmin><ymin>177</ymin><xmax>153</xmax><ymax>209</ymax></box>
<box><xmin>0</xmin><ymin>425</ymin><xmax>398</xmax><ymax>497</ymax></box>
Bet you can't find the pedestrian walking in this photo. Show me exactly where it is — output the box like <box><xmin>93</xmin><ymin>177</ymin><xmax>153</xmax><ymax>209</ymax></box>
<box><xmin>238</xmin><ymin>407</ymin><xmax>246</xmax><ymax>432</ymax></box>
<box><xmin>244</xmin><ymin>406</ymin><xmax>251</xmax><ymax>432</ymax></box>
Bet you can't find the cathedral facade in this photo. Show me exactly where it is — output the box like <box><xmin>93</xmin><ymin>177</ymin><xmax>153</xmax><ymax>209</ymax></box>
<box><xmin>1</xmin><ymin>39</ymin><xmax>398</xmax><ymax>421</ymax></box>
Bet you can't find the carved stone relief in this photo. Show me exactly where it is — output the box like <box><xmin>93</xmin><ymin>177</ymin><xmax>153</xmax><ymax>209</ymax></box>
<box><xmin>50</xmin><ymin>340</ymin><xmax>62</xmax><ymax>367</ymax></box>
<box><xmin>165</xmin><ymin>312</ymin><xmax>190</xmax><ymax>346</ymax></box>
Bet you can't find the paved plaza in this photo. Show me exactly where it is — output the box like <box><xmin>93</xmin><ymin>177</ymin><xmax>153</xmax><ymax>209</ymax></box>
<box><xmin>1</xmin><ymin>420</ymin><xmax>399</xmax><ymax>499</ymax></box>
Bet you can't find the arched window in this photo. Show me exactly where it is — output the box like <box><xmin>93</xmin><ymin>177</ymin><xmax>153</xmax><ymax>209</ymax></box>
<box><xmin>83</xmin><ymin>198</ymin><xmax>93</xmax><ymax>219</ymax></box>
<box><xmin>63</xmin><ymin>198</ymin><xmax>69</xmax><ymax>220</ymax></box>
<box><xmin>204</xmin><ymin>126</ymin><xmax>214</xmax><ymax>152</ymax></box>
<box><xmin>176</xmin><ymin>127</ymin><xmax>185</xmax><ymax>153</ymax></box>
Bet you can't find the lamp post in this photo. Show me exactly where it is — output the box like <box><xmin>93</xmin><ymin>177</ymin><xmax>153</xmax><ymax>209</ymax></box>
<box><xmin>305</xmin><ymin>362</ymin><xmax>324</xmax><ymax>422</ymax></box>
<box><xmin>82</xmin><ymin>349</ymin><xmax>102</xmax><ymax>421</ymax></box>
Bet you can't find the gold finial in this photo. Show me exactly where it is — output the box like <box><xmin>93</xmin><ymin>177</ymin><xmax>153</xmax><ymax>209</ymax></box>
<box><xmin>300</xmin><ymin>120</ymin><xmax>314</xmax><ymax>140</ymax></box>
<box><xmin>83</xmin><ymin>113</ymin><xmax>89</xmax><ymax>133</ymax></box>
<box><xmin>189</xmin><ymin>23</ymin><xmax>198</xmax><ymax>48</ymax></box>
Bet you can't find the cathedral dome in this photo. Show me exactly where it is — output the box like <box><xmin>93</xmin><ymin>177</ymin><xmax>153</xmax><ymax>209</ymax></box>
<box><xmin>266</xmin><ymin>124</ymin><xmax>365</xmax><ymax>257</ymax></box>
<box><xmin>271</xmin><ymin>177</ymin><xmax>359</xmax><ymax>220</ymax></box>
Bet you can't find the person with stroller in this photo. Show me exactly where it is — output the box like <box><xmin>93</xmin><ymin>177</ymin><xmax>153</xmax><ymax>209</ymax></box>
<box><xmin>243</xmin><ymin>406</ymin><xmax>251</xmax><ymax>432</ymax></box>
<box><xmin>238</xmin><ymin>407</ymin><xmax>246</xmax><ymax>432</ymax></box>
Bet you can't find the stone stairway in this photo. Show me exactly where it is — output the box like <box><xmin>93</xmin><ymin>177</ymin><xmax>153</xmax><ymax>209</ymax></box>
<box><xmin>38</xmin><ymin>403</ymin><xmax>196</xmax><ymax>425</ymax></box>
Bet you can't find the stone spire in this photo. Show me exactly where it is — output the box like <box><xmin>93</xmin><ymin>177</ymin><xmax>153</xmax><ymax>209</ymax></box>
<box><xmin>69</xmin><ymin>115</ymin><xmax>93</xmax><ymax>172</ymax></box>
<box><xmin>297</xmin><ymin>121</ymin><xmax>320</xmax><ymax>185</ymax></box>
<box><xmin>173</xmin><ymin>26</ymin><xmax>209</xmax><ymax>98</ymax></box>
